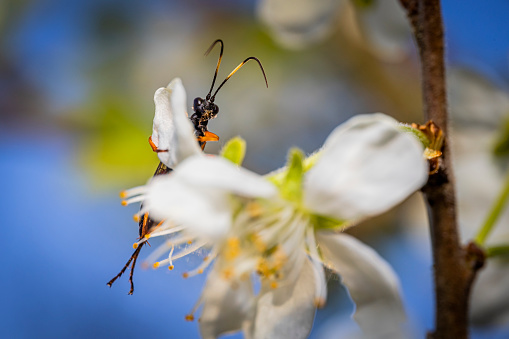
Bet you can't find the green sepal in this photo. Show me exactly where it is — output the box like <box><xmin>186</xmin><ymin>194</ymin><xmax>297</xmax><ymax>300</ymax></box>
<box><xmin>312</xmin><ymin>214</ymin><xmax>347</xmax><ymax>230</ymax></box>
<box><xmin>278</xmin><ymin>148</ymin><xmax>305</xmax><ymax>203</ymax></box>
<box><xmin>220</xmin><ymin>136</ymin><xmax>246</xmax><ymax>166</ymax></box>
<box><xmin>267</xmin><ymin>150</ymin><xmax>322</xmax><ymax>186</ymax></box>
<box><xmin>399</xmin><ymin>124</ymin><xmax>431</xmax><ymax>149</ymax></box>
<box><xmin>303</xmin><ymin>150</ymin><xmax>321</xmax><ymax>171</ymax></box>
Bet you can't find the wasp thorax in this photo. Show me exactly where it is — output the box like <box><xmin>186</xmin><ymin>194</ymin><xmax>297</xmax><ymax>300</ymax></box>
<box><xmin>204</xmin><ymin>103</ymin><xmax>219</xmax><ymax>120</ymax></box>
<box><xmin>193</xmin><ymin>97</ymin><xmax>219</xmax><ymax>121</ymax></box>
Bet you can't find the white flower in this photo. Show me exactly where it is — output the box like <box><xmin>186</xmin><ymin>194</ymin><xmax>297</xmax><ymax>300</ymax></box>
<box><xmin>124</xmin><ymin>113</ymin><xmax>428</xmax><ymax>338</ymax></box>
<box><xmin>257</xmin><ymin>0</ymin><xmax>411</xmax><ymax>61</ymax></box>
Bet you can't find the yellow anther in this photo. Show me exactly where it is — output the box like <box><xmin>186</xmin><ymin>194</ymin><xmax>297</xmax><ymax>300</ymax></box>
<box><xmin>144</xmin><ymin>234</ymin><xmax>151</xmax><ymax>239</ymax></box>
<box><xmin>203</xmin><ymin>256</ymin><xmax>209</xmax><ymax>261</ymax></box>
<box><xmin>183</xmin><ymin>272</ymin><xmax>189</xmax><ymax>278</ymax></box>
<box><xmin>168</xmin><ymin>265</ymin><xmax>174</xmax><ymax>271</ymax></box>
<box><xmin>187</xmin><ymin>240</ymin><xmax>193</xmax><ymax>245</ymax></box>
<box><xmin>198</xmin><ymin>269</ymin><xmax>204</xmax><ymax>274</ymax></box>
<box><xmin>133</xmin><ymin>215</ymin><xmax>140</xmax><ymax>222</ymax></box>
<box><xmin>225</xmin><ymin>237</ymin><xmax>241</xmax><ymax>261</ymax></box>
<box><xmin>251</xmin><ymin>233</ymin><xmax>267</xmax><ymax>253</ymax></box>
<box><xmin>246</xmin><ymin>201</ymin><xmax>263</xmax><ymax>218</ymax></box>
<box><xmin>121</xmin><ymin>200</ymin><xmax>128</xmax><ymax>206</ymax></box>
<box><xmin>424</xmin><ymin>148</ymin><xmax>442</xmax><ymax>160</ymax></box>
<box><xmin>273</xmin><ymin>250</ymin><xmax>287</xmax><ymax>270</ymax></box>
<box><xmin>185</xmin><ymin>314</ymin><xmax>195</xmax><ymax>322</ymax></box>
<box><xmin>119</xmin><ymin>191</ymin><xmax>128</xmax><ymax>198</ymax></box>
<box><xmin>270</xmin><ymin>281</ymin><xmax>278</xmax><ymax>289</ymax></box>
<box><xmin>132</xmin><ymin>243</ymin><xmax>139</xmax><ymax>249</ymax></box>
<box><xmin>257</xmin><ymin>259</ymin><xmax>270</xmax><ymax>277</ymax></box>
<box><xmin>223</xmin><ymin>268</ymin><xmax>234</xmax><ymax>280</ymax></box>
<box><xmin>152</xmin><ymin>262</ymin><xmax>160</xmax><ymax>269</ymax></box>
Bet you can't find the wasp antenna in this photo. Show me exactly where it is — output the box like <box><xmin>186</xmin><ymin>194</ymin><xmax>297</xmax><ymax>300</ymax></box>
<box><xmin>211</xmin><ymin>57</ymin><xmax>268</xmax><ymax>101</ymax></box>
<box><xmin>204</xmin><ymin>39</ymin><xmax>224</xmax><ymax>100</ymax></box>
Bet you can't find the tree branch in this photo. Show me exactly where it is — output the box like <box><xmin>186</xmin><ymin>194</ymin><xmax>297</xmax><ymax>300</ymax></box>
<box><xmin>397</xmin><ymin>0</ymin><xmax>485</xmax><ymax>338</ymax></box>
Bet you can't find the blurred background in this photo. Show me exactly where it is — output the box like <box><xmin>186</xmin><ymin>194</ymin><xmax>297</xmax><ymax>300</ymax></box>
<box><xmin>2</xmin><ymin>0</ymin><xmax>509</xmax><ymax>338</ymax></box>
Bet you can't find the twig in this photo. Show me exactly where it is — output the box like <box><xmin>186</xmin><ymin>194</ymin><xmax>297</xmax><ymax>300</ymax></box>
<box><xmin>397</xmin><ymin>1</ymin><xmax>485</xmax><ymax>338</ymax></box>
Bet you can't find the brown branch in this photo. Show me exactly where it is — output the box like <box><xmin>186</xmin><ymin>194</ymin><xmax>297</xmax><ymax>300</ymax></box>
<box><xmin>397</xmin><ymin>0</ymin><xmax>485</xmax><ymax>338</ymax></box>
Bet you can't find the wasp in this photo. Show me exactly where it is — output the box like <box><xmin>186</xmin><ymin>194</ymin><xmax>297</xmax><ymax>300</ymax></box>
<box><xmin>107</xmin><ymin>39</ymin><xmax>268</xmax><ymax>294</ymax></box>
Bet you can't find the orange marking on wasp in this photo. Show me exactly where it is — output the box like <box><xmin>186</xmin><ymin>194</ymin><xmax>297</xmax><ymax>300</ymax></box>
<box><xmin>141</xmin><ymin>213</ymin><xmax>149</xmax><ymax>238</ymax></box>
<box><xmin>148</xmin><ymin>136</ymin><xmax>168</xmax><ymax>153</ymax></box>
<box><xmin>196</xmin><ymin>131</ymin><xmax>220</xmax><ymax>143</ymax></box>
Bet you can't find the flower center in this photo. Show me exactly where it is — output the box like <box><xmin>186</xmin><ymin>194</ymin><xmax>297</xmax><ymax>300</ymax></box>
<box><xmin>217</xmin><ymin>199</ymin><xmax>313</xmax><ymax>288</ymax></box>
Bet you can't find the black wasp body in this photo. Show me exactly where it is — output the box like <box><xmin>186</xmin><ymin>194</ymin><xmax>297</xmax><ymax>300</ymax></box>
<box><xmin>191</xmin><ymin>96</ymin><xmax>218</xmax><ymax>147</ymax></box>
<box><xmin>107</xmin><ymin>39</ymin><xmax>267</xmax><ymax>294</ymax></box>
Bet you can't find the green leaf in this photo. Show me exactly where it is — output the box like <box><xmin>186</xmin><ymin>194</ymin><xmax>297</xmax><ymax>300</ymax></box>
<box><xmin>398</xmin><ymin>124</ymin><xmax>431</xmax><ymax>149</ymax></box>
<box><xmin>311</xmin><ymin>214</ymin><xmax>346</xmax><ymax>230</ymax></box>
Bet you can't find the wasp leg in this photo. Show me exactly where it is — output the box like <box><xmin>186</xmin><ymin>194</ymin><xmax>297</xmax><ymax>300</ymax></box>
<box><xmin>197</xmin><ymin>131</ymin><xmax>219</xmax><ymax>143</ymax></box>
<box><xmin>128</xmin><ymin>243</ymin><xmax>144</xmax><ymax>295</ymax></box>
<box><xmin>148</xmin><ymin>136</ymin><xmax>168</xmax><ymax>153</ymax></box>
<box><xmin>107</xmin><ymin>243</ymin><xmax>143</xmax><ymax>291</ymax></box>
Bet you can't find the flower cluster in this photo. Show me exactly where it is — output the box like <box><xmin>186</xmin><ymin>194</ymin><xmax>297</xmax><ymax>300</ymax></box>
<box><xmin>121</xmin><ymin>78</ymin><xmax>428</xmax><ymax>338</ymax></box>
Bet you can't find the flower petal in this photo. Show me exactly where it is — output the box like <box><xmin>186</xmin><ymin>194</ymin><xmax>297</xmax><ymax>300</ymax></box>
<box><xmin>250</xmin><ymin>259</ymin><xmax>316</xmax><ymax>339</ymax></box>
<box><xmin>317</xmin><ymin>232</ymin><xmax>406</xmax><ymax>338</ymax></box>
<box><xmin>173</xmin><ymin>156</ymin><xmax>278</xmax><ymax>199</ymax></box>
<box><xmin>144</xmin><ymin>174</ymin><xmax>232</xmax><ymax>241</ymax></box>
<box><xmin>152</xmin><ymin>78</ymin><xmax>201</xmax><ymax>167</ymax></box>
<box><xmin>144</xmin><ymin>156</ymin><xmax>277</xmax><ymax>240</ymax></box>
<box><xmin>199</xmin><ymin>265</ymin><xmax>255</xmax><ymax>339</ymax></box>
<box><xmin>257</xmin><ymin>0</ymin><xmax>342</xmax><ymax>49</ymax></box>
<box><xmin>304</xmin><ymin>113</ymin><xmax>427</xmax><ymax>222</ymax></box>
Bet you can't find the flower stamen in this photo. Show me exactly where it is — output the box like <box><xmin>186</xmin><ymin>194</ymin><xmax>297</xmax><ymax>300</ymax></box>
<box><xmin>155</xmin><ymin>240</ymin><xmax>208</xmax><ymax>267</ymax></box>
<box><xmin>144</xmin><ymin>236</ymin><xmax>194</xmax><ymax>266</ymax></box>
<box><xmin>148</xmin><ymin>224</ymin><xmax>185</xmax><ymax>238</ymax></box>
<box><xmin>183</xmin><ymin>251</ymin><xmax>217</xmax><ymax>278</ymax></box>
